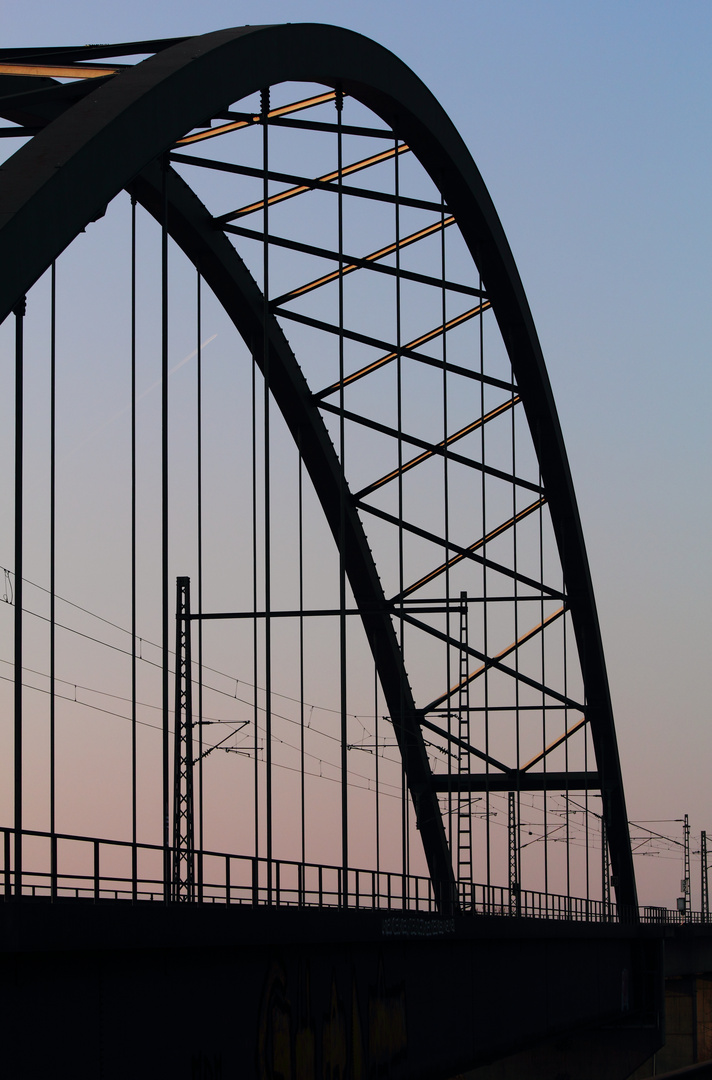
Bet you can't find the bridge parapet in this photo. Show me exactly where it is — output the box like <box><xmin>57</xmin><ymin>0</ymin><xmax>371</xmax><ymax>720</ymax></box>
<box><xmin>0</xmin><ymin>897</ymin><xmax>665</xmax><ymax>1080</ymax></box>
<box><xmin>0</xmin><ymin>826</ymin><xmax>702</xmax><ymax>929</ymax></box>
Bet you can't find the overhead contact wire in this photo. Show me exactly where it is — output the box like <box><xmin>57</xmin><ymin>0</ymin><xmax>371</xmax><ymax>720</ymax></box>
<box><xmin>480</xmin><ymin>270</ymin><xmax>491</xmax><ymax>899</ymax></box>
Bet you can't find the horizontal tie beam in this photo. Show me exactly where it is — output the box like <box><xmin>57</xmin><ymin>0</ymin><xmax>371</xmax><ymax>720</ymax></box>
<box><xmin>431</xmin><ymin>771</ymin><xmax>600</xmax><ymax>793</ymax></box>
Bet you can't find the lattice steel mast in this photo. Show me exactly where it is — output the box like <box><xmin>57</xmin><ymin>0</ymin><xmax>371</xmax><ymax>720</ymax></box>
<box><xmin>702</xmin><ymin>830</ymin><xmax>709</xmax><ymax>923</ymax></box>
<box><xmin>682</xmin><ymin>813</ymin><xmax>691</xmax><ymax>919</ymax></box>
<box><xmin>602</xmin><ymin>814</ymin><xmax>611</xmax><ymax>918</ymax></box>
<box><xmin>457</xmin><ymin>591</ymin><xmax>473</xmax><ymax>901</ymax></box>
<box><xmin>508</xmin><ymin>791</ymin><xmax>520</xmax><ymax>915</ymax></box>
<box><xmin>172</xmin><ymin>576</ymin><xmax>195</xmax><ymax>900</ymax></box>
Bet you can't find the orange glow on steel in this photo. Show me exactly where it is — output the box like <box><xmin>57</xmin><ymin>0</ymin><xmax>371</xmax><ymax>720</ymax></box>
<box><xmin>0</xmin><ymin>62</ymin><xmax>118</xmax><ymax>78</ymax></box>
<box><xmin>177</xmin><ymin>91</ymin><xmax>338</xmax><ymax>146</ymax></box>
<box><xmin>447</xmin><ymin>606</ymin><xmax>565</xmax><ymax>694</ymax></box>
<box><xmin>233</xmin><ymin>143</ymin><xmax>410</xmax><ymax>218</ymax></box>
<box><xmin>177</xmin><ymin>119</ymin><xmax>251</xmax><ymax>145</ymax></box>
<box><xmin>521</xmin><ymin>717</ymin><xmax>587</xmax><ymax>773</ymax></box>
<box><xmin>282</xmin><ymin>216</ymin><xmax>456</xmax><ymax>303</ymax></box>
<box><xmin>322</xmin><ymin>301</ymin><xmax>490</xmax><ymax>397</ymax></box>
<box><xmin>368</xmin><ymin>396</ymin><xmax>520</xmax><ymax>493</ymax></box>
<box><xmin>402</xmin><ymin>496</ymin><xmax>545</xmax><ymax>597</ymax></box>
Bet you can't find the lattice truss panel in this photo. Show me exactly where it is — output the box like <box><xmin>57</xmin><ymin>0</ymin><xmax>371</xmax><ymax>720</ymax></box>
<box><xmin>0</xmin><ymin>36</ymin><xmax>628</xmax><ymax>909</ymax></box>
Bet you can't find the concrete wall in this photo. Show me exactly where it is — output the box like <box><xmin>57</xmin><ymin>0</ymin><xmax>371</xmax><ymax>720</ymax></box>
<box><xmin>629</xmin><ymin>976</ymin><xmax>712</xmax><ymax>1078</ymax></box>
<box><xmin>0</xmin><ymin>902</ymin><xmax>664</xmax><ymax>1079</ymax></box>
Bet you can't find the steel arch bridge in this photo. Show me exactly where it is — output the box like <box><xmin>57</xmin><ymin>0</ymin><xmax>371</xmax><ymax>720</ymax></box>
<box><xmin>0</xmin><ymin>25</ymin><xmax>636</xmax><ymax>917</ymax></box>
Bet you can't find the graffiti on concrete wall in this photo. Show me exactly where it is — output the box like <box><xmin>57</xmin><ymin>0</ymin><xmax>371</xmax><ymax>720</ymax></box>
<box><xmin>257</xmin><ymin>957</ymin><xmax>407</xmax><ymax>1080</ymax></box>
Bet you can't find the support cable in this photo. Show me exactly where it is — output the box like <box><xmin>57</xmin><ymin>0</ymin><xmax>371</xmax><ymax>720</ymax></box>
<box><xmin>511</xmin><ymin>365</ymin><xmax>521</xmax><ymax>898</ymax></box>
<box><xmin>441</xmin><ymin>188</ymin><xmax>453</xmax><ymax>874</ymax></box>
<box><xmin>540</xmin><ymin>458</ymin><xmax>548</xmax><ymax>898</ymax></box>
<box><xmin>261</xmin><ymin>87</ymin><xmax>273</xmax><ymax>901</ymax></box>
<box><xmin>196</xmin><ymin>268</ymin><xmax>204</xmax><ymax>901</ymax></box>
<box><xmin>564</xmin><ymin>588</ymin><xmax>571</xmax><ymax>898</ymax></box>
<box><xmin>50</xmin><ymin>262</ymin><xmax>56</xmax><ymax>869</ymax></box>
<box><xmin>336</xmin><ymin>87</ymin><xmax>349</xmax><ymax>904</ymax></box>
<box><xmin>130</xmin><ymin>198</ymin><xmax>137</xmax><ymax>902</ymax></box>
<box><xmin>480</xmin><ymin>270</ymin><xmax>491</xmax><ymax>900</ymax></box>
<box><xmin>161</xmin><ymin>156</ymin><xmax>170</xmax><ymax>903</ymax></box>
<box><xmin>298</xmin><ymin>433</ymin><xmax>306</xmax><ymax>870</ymax></box>
<box><xmin>14</xmin><ymin>295</ymin><xmax>25</xmax><ymax>899</ymax></box>
<box><xmin>394</xmin><ymin>126</ymin><xmax>408</xmax><ymax>897</ymax></box>
<box><xmin>374</xmin><ymin>645</ymin><xmax>380</xmax><ymax>883</ymax></box>
<box><xmin>252</xmin><ymin>256</ymin><xmax>259</xmax><ymax>867</ymax></box>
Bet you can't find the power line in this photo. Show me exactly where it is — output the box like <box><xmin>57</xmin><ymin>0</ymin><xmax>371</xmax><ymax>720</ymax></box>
<box><xmin>0</xmin><ymin>588</ymin><xmax>390</xmax><ymax>759</ymax></box>
<box><xmin>0</xmin><ymin>672</ymin><xmax>405</xmax><ymax>800</ymax></box>
<box><xmin>0</xmin><ymin>566</ymin><xmax>377</xmax><ymax>720</ymax></box>
<box><xmin>0</xmin><ymin>640</ymin><xmax>407</xmax><ymax>795</ymax></box>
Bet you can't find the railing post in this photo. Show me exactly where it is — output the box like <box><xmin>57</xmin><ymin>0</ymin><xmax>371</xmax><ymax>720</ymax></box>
<box><xmin>3</xmin><ymin>831</ymin><xmax>10</xmax><ymax>900</ymax></box>
<box><xmin>276</xmin><ymin>861</ymin><xmax>281</xmax><ymax>906</ymax></box>
<box><xmin>252</xmin><ymin>857</ymin><xmax>259</xmax><ymax>906</ymax></box>
<box><xmin>131</xmin><ymin>842</ymin><xmax>137</xmax><ymax>904</ymax></box>
<box><xmin>225</xmin><ymin>855</ymin><xmax>231</xmax><ymax>904</ymax></box>
<box><xmin>298</xmin><ymin>862</ymin><xmax>304</xmax><ymax>907</ymax></box>
<box><xmin>51</xmin><ymin>833</ymin><xmax>57</xmax><ymax>902</ymax></box>
<box><xmin>318</xmin><ymin>865</ymin><xmax>323</xmax><ymax>907</ymax></box>
<box><xmin>93</xmin><ymin>840</ymin><xmax>100</xmax><ymax>902</ymax></box>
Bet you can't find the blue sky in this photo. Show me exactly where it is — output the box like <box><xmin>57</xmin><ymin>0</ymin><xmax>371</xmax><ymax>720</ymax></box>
<box><xmin>2</xmin><ymin>0</ymin><xmax>711</xmax><ymax>902</ymax></box>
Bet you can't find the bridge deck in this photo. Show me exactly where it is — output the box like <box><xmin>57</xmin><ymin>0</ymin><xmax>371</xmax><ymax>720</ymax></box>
<box><xmin>0</xmin><ymin>897</ymin><xmax>667</xmax><ymax>1080</ymax></box>
<box><xmin>1</xmin><ymin>826</ymin><xmax>705</xmax><ymax>926</ymax></box>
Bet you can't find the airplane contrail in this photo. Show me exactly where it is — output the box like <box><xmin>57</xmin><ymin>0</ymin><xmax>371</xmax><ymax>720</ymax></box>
<box><xmin>61</xmin><ymin>334</ymin><xmax>218</xmax><ymax>462</ymax></box>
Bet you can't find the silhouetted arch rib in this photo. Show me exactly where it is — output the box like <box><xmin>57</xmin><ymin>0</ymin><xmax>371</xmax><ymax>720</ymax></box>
<box><xmin>0</xmin><ymin>23</ymin><xmax>637</xmax><ymax>911</ymax></box>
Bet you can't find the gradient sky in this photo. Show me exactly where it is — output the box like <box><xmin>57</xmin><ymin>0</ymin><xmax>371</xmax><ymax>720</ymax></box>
<box><xmin>2</xmin><ymin>0</ymin><xmax>710</xmax><ymax>905</ymax></box>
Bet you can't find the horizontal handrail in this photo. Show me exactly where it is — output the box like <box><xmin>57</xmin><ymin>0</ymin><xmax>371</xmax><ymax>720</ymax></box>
<box><xmin>0</xmin><ymin>826</ymin><xmax>706</xmax><ymax>925</ymax></box>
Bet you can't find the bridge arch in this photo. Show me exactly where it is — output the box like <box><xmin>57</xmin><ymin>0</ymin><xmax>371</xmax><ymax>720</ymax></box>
<box><xmin>0</xmin><ymin>25</ymin><xmax>636</xmax><ymax>910</ymax></box>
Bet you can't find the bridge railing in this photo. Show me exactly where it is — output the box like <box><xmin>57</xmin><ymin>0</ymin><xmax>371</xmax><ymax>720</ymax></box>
<box><xmin>0</xmin><ymin>827</ymin><xmax>441</xmax><ymax>910</ymax></box>
<box><xmin>0</xmin><ymin>827</ymin><xmax>706</xmax><ymax>924</ymax></box>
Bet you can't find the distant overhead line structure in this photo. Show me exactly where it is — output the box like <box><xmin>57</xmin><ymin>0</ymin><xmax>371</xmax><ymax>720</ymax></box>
<box><xmin>0</xmin><ymin>25</ymin><xmax>636</xmax><ymax>914</ymax></box>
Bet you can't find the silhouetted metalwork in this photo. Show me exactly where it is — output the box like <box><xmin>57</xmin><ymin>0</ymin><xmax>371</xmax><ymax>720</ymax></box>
<box><xmin>683</xmin><ymin>813</ymin><xmax>691</xmax><ymax>918</ymax></box>
<box><xmin>172</xmin><ymin>576</ymin><xmax>195</xmax><ymax>900</ymax></box>
<box><xmin>0</xmin><ymin>25</ymin><xmax>638</xmax><ymax>917</ymax></box>
<box><xmin>702</xmin><ymin>830</ymin><xmax>709</xmax><ymax>922</ymax></box>
<box><xmin>456</xmin><ymin>592</ymin><xmax>472</xmax><ymax>897</ymax></box>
